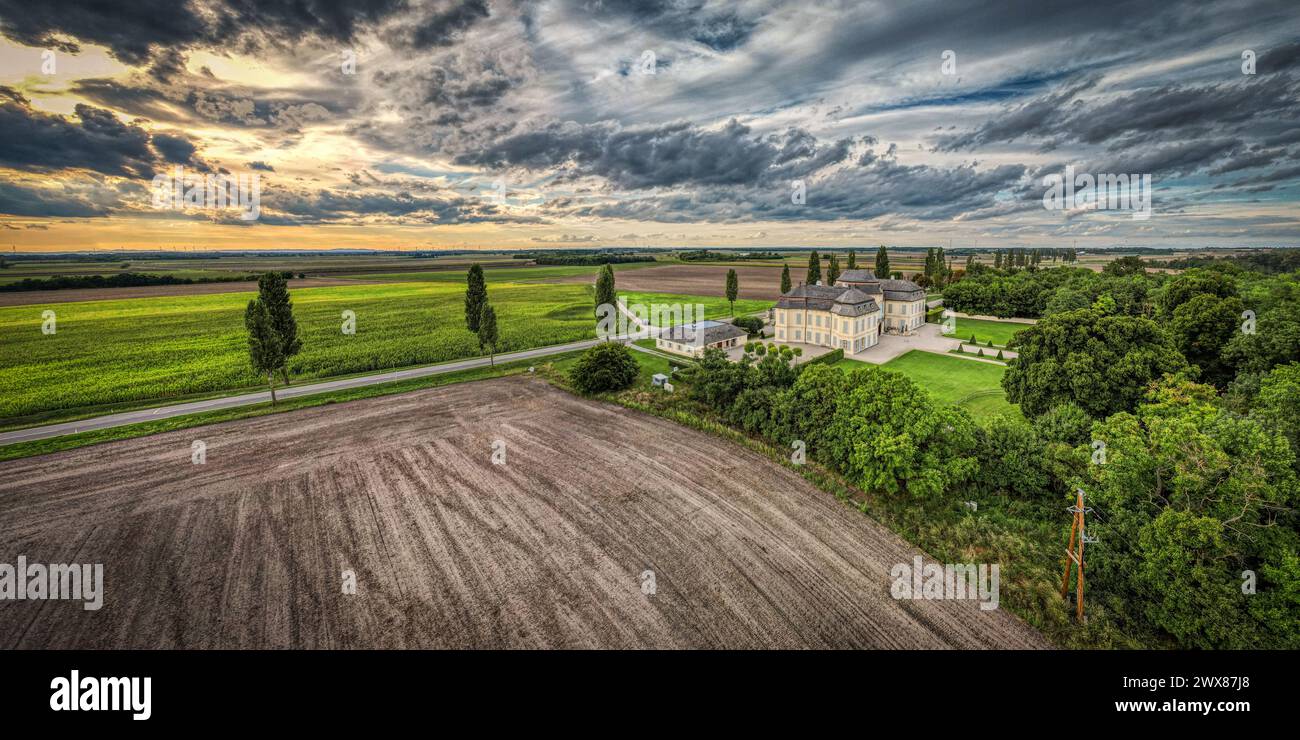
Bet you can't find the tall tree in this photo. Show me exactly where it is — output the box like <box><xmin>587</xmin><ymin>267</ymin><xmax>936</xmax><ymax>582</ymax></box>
<box><xmin>478</xmin><ymin>302</ymin><xmax>499</xmax><ymax>365</ymax></box>
<box><xmin>780</xmin><ymin>263</ymin><xmax>792</xmax><ymax>294</ymax></box>
<box><xmin>826</xmin><ymin>254</ymin><xmax>841</xmax><ymax>285</ymax></box>
<box><xmin>244</xmin><ymin>298</ymin><xmax>285</xmax><ymax>405</ymax></box>
<box><xmin>465</xmin><ymin>264</ymin><xmax>487</xmax><ymax>333</ymax></box>
<box><xmin>593</xmin><ymin>263</ymin><xmax>616</xmax><ymax>316</ymax></box>
<box><xmin>994</xmin><ymin>251</ymin><xmax>1003</xmax><ymax>269</ymax></box>
<box><xmin>924</xmin><ymin>248</ymin><xmax>935</xmax><ymax>284</ymax></box>
<box><xmin>846</xmin><ymin>249</ymin><xmax>857</xmax><ymax>270</ymax></box>
<box><xmin>257</xmin><ymin>272</ymin><xmax>301</xmax><ymax>385</ymax></box>
<box><xmin>935</xmin><ymin>247</ymin><xmax>947</xmax><ymax>285</ymax></box>
<box><xmin>874</xmin><ymin>245</ymin><xmax>890</xmax><ymax>280</ymax></box>
<box><xmin>725</xmin><ymin>268</ymin><xmax>739</xmax><ymax>315</ymax></box>
<box><xmin>806</xmin><ymin>250</ymin><xmax>821</xmax><ymax>284</ymax></box>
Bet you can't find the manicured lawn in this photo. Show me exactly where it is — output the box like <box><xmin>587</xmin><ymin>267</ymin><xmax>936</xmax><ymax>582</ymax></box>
<box><xmin>0</xmin><ymin>280</ymin><xmax>597</xmax><ymax>423</ymax></box>
<box><xmin>834</xmin><ymin>350</ymin><xmax>1018</xmax><ymax>420</ymax></box>
<box><xmin>943</xmin><ymin>317</ymin><xmax>1029</xmax><ymax>347</ymax></box>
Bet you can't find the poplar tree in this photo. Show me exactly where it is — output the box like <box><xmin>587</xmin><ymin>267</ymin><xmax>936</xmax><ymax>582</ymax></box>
<box><xmin>465</xmin><ymin>264</ymin><xmax>487</xmax><ymax>333</ymax></box>
<box><xmin>806</xmin><ymin>250</ymin><xmax>821</xmax><ymax>284</ymax></box>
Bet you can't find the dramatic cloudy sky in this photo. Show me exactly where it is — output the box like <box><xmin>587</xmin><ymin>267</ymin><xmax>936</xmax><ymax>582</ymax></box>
<box><xmin>1</xmin><ymin>0</ymin><xmax>1299</xmax><ymax>251</ymax></box>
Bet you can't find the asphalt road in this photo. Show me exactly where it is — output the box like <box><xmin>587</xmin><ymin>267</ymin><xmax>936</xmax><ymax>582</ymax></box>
<box><xmin>0</xmin><ymin>336</ymin><xmax>633</xmax><ymax>447</ymax></box>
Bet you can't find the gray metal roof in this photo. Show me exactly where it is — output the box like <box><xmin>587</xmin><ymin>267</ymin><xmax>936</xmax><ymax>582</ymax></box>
<box><xmin>776</xmin><ymin>283</ymin><xmax>879</xmax><ymax>314</ymax></box>
<box><xmin>880</xmin><ymin>278</ymin><xmax>926</xmax><ymax>301</ymax></box>
<box><xmin>660</xmin><ymin>321</ymin><xmax>748</xmax><ymax>346</ymax></box>
<box><xmin>837</xmin><ymin>268</ymin><xmax>878</xmax><ymax>282</ymax></box>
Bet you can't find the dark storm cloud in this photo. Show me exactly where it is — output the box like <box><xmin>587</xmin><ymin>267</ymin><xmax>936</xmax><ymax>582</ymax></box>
<box><xmin>570</xmin><ymin>0</ymin><xmax>760</xmax><ymax>51</ymax></box>
<box><xmin>457</xmin><ymin>119</ymin><xmax>856</xmax><ymax>189</ymax></box>
<box><xmin>0</xmin><ymin>88</ymin><xmax>161</xmax><ymax>178</ymax></box>
<box><xmin>0</xmin><ymin>0</ymin><xmax>413</xmax><ymax>64</ymax></box>
<box><xmin>0</xmin><ymin>178</ymin><xmax>139</xmax><ymax>217</ymax></box>
<box><xmin>70</xmin><ymin>77</ymin><xmax>356</xmax><ymax>132</ymax></box>
<box><xmin>151</xmin><ymin>133</ymin><xmax>212</xmax><ymax>171</ymax></box>
<box><xmin>404</xmin><ymin>0</ymin><xmax>491</xmax><ymax>48</ymax></box>
<box><xmin>259</xmin><ymin>183</ymin><xmax>541</xmax><ymax>226</ymax></box>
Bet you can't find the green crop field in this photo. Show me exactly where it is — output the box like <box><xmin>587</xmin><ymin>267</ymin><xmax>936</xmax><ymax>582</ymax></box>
<box><xmin>943</xmin><ymin>317</ymin><xmax>1030</xmax><ymax>347</ymax></box>
<box><xmin>836</xmin><ymin>350</ymin><xmax>1018</xmax><ymax>420</ymax></box>
<box><xmin>0</xmin><ymin>281</ymin><xmax>598</xmax><ymax>423</ymax></box>
<box><xmin>615</xmin><ymin>291</ymin><xmax>773</xmax><ymax>325</ymax></box>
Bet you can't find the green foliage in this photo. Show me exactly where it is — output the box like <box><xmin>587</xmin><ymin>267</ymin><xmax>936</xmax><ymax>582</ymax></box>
<box><xmin>732</xmin><ymin>315</ymin><xmax>765</xmax><ymax>335</ymax></box>
<box><xmin>593</xmin><ymin>263</ymin><xmax>616</xmax><ymax>315</ymax></box>
<box><xmin>1158</xmin><ymin>268</ymin><xmax>1237</xmax><ymax>319</ymax></box>
<box><xmin>1169</xmin><ymin>292</ymin><xmax>1244</xmax><ymax>386</ymax></box>
<box><xmin>465</xmin><ymin>264</ymin><xmax>487</xmax><ymax>333</ymax></box>
<box><xmin>826</xmin><ymin>254</ymin><xmax>841</xmax><ymax>285</ymax></box>
<box><xmin>725</xmin><ymin>268</ymin><xmax>739</xmax><ymax>313</ymax></box>
<box><xmin>803</xmin><ymin>347</ymin><xmax>843</xmax><ymax>367</ymax></box>
<box><xmin>846</xmin><ymin>250</ymin><xmax>856</xmax><ymax>270</ymax></box>
<box><xmin>257</xmin><ymin>271</ymin><xmax>302</xmax><ymax>368</ymax></box>
<box><xmin>780</xmin><ymin>263</ymin><xmax>791</xmax><ymax>294</ymax></box>
<box><xmin>805</xmin><ymin>251</ymin><xmax>821</xmax><ymax>285</ymax></box>
<box><xmin>1081</xmin><ymin>378</ymin><xmax>1300</xmax><ymax>648</ymax></box>
<box><xmin>477</xmin><ymin>302</ymin><xmax>499</xmax><ymax>361</ymax></box>
<box><xmin>1253</xmin><ymin>362</ymin><xmax>1300</xmax><ymax>471</ymax></box>
<box><xmin>874</xmin><ymin>245</ymin><xmax>890</xmax><ymax>280</ymax></box>
<box><xmin>243</xmin><ymin>298</ymin><xmax>284</xmax><ymax>402</ymax></box>
<box><xmin>1002</xmin><ymin>308</ymin><xmax>1189</xmax><ymax>418</ymax></box>
<box><xmin>1032</xmin><ymin>401</ymin><xmax>1093</xmax><ymax>445</ymax></box>
<box><xmin>829</xmin><ymin>366</ymin><xmax>980</xmax><ymax>497</ymax></box>
<box><xmin>568</xmin><ymin>342</ymin><xmax>639</xmax><ymax>395</ymax></box>
<box><xmin>973</xmin><ymin>414</ymin><xmax>1053</xmax><ymax>500</ymax></box>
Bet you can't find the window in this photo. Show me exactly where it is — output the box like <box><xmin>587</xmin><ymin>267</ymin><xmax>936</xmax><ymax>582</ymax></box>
<box><xmin>794</xmin><ymin>329</ymin><xmax>801</xmax><ymax>340</ymax></box>
<box><xmin>777</xmin><ymin>310</ymin><xmax>784</xmax><ymax>324</ymax></box>
<box><xmin>777</xmin><ymin>329</ymin><xmax>785</xmax><ymax>340</ymax></box>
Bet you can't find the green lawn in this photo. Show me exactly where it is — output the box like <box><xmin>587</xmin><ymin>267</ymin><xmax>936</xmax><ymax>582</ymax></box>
<box><xmin>941</xmin><ymin>317</ymin><xmax>1029</xmax><ymax>347</ymax></box>
<box><xmin>0</xmin><ymin>280</ymin><xmax>597</xmax><ymax>423</ymax></box>
<box><xmin>834</xmin><ymin>350</ymin><xmax>1018</xmax><ymax>420</ymax></box>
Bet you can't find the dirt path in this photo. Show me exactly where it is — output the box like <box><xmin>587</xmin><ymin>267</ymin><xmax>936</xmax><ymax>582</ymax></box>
<box><xmin>0</xmin><ymin>378</ymin><xmax>1048</xmax><ymax>649</ymax></box>
<box><xmin>0</xmin><ymin>278</ymin><xmax>379</xmax><ymax>307</ymax></box>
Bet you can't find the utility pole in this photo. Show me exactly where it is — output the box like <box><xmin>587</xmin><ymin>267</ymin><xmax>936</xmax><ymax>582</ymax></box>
<box><xmin>1061</xmin><ymin>488</ymin><xmax>1097</xmax><ymax>622</ymax></box>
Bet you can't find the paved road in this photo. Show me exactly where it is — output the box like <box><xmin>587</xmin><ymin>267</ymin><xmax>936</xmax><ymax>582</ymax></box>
<box><xmin>0</xmin><ymin>336</ymin><xmax>629</xmax><ymax>447</ymax></box>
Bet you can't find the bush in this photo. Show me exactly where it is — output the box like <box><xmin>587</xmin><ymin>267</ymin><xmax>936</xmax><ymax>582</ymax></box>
<box><xmin>804</xmin><ymin>348</ymin><xmax>844</xmax><ymax>367</ymax></box>
<box><xmin>569</xmin><ymin>342</ymin><xmax>639</xmax><ymax>395</ymax></box>
<box><xmin>732</xmin><ymin>315</ymin><xmax>765</xmax><ymax>335</ymax></box>
<box><xmin>755</xmin><ymin>344</ymin><xmax>767</xmax><ymax>356</ymax></box>
<box><xmin>996</xmin><ymin>350</ymin><xmax>1005</xmax><ymax>360</ymax></box>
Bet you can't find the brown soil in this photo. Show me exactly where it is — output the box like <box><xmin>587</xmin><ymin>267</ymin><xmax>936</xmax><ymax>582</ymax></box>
<box><xmin>0</xmin><ymin>377</ymin><xmax>1048</xmax><ymax>649</ymax></box>
<box><xmin>0</xmin><ymin>278</ymin><xmax>378</xmax><ymax>306</ymax></box>
<box><xmin>554</xmin><ymin>263</ymin><xmax>790</xmax><ymax>300</ymax></box>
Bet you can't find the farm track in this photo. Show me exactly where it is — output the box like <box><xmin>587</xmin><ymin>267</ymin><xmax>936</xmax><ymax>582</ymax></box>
<box><xmin>0</xmin><ymin>377</ymin><xmax>1049</xmax><ymax>649</ymax></box>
